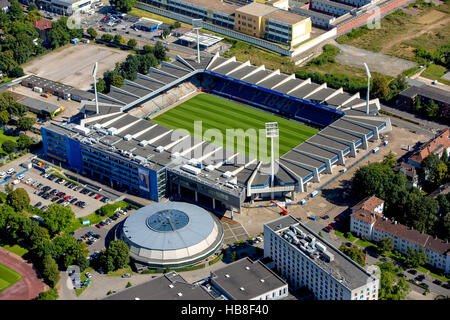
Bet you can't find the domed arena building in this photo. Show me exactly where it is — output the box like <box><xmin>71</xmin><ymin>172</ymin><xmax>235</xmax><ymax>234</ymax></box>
<box><xmin>119</xmin><ymin>202</ymin><xmax>224</xmax><ymax>268</ymax></box>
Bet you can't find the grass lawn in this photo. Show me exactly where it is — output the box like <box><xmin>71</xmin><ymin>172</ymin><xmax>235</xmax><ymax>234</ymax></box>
<box><xmin>0</xmin><ymin>263</ymin><xmax>22</xmax><ymax>292</ymax></box>
<box><xmin>129</xmin><ymin>8</ymin><xmax>190</xmax><ymax>28</ymax></box>
<box><xmin>355</xmin><ymin>239</ymin><xmax>373</xmax><ymax>248</ymax></box>
<box><xmin>107</xmin><ymin>266</ymin><xmax>133</xmax><ymax>277</ymax></box>
<box><xmin>336</xmin><ymin>3</ymin><xmax>450</xmax><ymax>60</ymax></box>
<box><xmin>0</xmin><ymin>129</ymin><xmax>19</xmax><ymax>154</ymax></box>
<box><xmin>152</xmin><ymin>94</ymin><xmax>318</xmax><ymax>161</ymax></box>
<box><xmin>75</xmin><ymin>267</ymin><xmax>94</xmax><ymax>296</ymax></box>
<box><xmin>417</xmin><ymin>265</ymin><xmax>450</xmax><ymax>282</ymax></box>
<box><xmin>1</xmin><ymin>244</ymin><xmax>29</xmax><ymax>257</ymax></box>
<box><xmin>421</xmin><ymin>64</ymin><xmax>450</xmax><ymax>86</ymax></box>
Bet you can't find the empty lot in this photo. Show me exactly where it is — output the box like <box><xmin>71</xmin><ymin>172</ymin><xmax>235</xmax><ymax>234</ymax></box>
<box><xmin>23</xmin><ymin>44</ymin><xmax>129</xmax><ymax>90</ymax></box>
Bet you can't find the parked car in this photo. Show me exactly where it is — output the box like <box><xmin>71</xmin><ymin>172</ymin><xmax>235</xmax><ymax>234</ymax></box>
<box><xmin>85</xmin><ymin>272</ymin><xmax>92</xmax><ymax>279</ymax></box>
<box><xmin>57</xmin><ymin>199</ymin><xmax>65</xmax><ymax>204</ymax></box>
<box><xmin>416</xmin><ymin>275</ymin><xmax>425</xmax><ymax>281</ymax></box>
<box><xmin>7</xmin><ymin>168</ymin><xmax>15</xmax><ymax>175</ymax></box>
<box><xmin>421</xmin><ymin>283</ymin><xmax>429</xmax><ymax>288</ymax></box>
<box><xmin>89</xmin><ymin>192</ymin><xmax>96</xmax><ymax>197</ymax></box>
<box><xmin>0</xmin><ymin>172</ymin><xmax>6</xmax><ymax>178</ymax></box>
<box><xmin>433</xmin><ymin>279</ymin><xmax>442</xmax><ymax>286</ymax></box>
<box><xmin>121</xmin><ymin>273</ymin><xmax>131</xmax><ymax>278</ymax></box>
<box><xmin>95</xmin><ymin>194</ymin><xmax>102</xmax><ymax>200</ymax></box>
<box><xmin>26</xmin><ymin>178</ymin><xmax>33</xmax><ymax>184</ymax></box>
<box><xmin>41</xmin><ymin>206</ymin><xmax>47</xmax><ymax>211</ymax></box>
<box><xmin>34</xmin><ymin>202</ymin><xmax>42</xmax><ymax>208</ymax></box>
<box><xmin>96</xmin><ymin>223</ymin><xmax>102</xmax><ymax>228</ymax></box>
<box><xmin>408</xmin><ymin>269</ymin><xmax>418</xmax><ymax>275</ymax></box>
<box><xmin>18</xmin><ymin>174</ymin><xmax>25</xmax><ymax>180</ymax></box>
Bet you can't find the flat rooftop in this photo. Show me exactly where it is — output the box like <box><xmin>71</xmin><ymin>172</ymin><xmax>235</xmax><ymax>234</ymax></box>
<box><xmin>265</xmin><ymin>215</ymin><xmax>377</xmax><ymax>291</ymax></box>
<box><xmin>236</xmin><ymin>2</ymin><xmax>278</xmax><ymax>16</ymax></box>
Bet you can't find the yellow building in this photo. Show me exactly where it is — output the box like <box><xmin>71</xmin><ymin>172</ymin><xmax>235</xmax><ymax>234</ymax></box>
<box><xmin>234</xmin><ymin>2</ymin><xmax>311</xmax><ymax>47</ymax></box>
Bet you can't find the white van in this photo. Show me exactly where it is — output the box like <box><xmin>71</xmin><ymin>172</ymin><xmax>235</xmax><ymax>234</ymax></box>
<box><xmin>0</xmin><ymin>172</ymin><xmax>5</xmax><ymax>178</ymax></box>
<box><xmin>7</xmin><ymin>168</ymin><xmax>15</xmax><ymax>174</ymax></box>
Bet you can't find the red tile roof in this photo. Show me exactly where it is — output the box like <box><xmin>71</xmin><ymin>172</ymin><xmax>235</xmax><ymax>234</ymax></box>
<box><xmin>350</xmin><ymin>209</ymin><xmax>378</xmax><ymax>224</ymax></box>
<box><xmin>33</xmin><ymin>18</ymin><xmax>52</xmax><ymax>31</ymax></box>
<box><xmin>409</xmin><ymin>128</ymin><xmax>449</xmax><ymax>165</ymax></box>
<box><xmin>374</xmin><ymin>218</ymin><xmax>450</xmax><ymax>255</ymax></box>
<box><xmin>351</xmin><ymin>195</ymin><xmax>384</xmax><ymax>214</ymax></box>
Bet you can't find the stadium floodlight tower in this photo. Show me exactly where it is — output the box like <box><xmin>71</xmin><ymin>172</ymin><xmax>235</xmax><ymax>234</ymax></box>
<box><xmin>265</xmin><ymin>122</ymin><xmax>278</xmax><ymax>198</ymax></box>
<box><xmin>364</xmin><ymin>62</ymin><xmax>371</xmax><ymax>115</ymax></box>
<box><xmin>192</xmin><ymin>19</ymin><xmax>202</xmax><ymax>64</ymax></box>
<box><xmin>92</xmin><ymin>62</ymin><xmax>99</xmax><ymax>115</ymax></box>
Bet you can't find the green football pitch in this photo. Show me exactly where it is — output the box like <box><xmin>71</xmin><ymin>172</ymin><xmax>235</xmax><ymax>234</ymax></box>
<box><xmin>0</xmin><ymin>263</ymin><xmax>22</xmax><ymax>292</ymax></box>
<box><xmin>152</xmin><ymin>94</ymin><xmax>318</xmax><ymax>161</ymax></box>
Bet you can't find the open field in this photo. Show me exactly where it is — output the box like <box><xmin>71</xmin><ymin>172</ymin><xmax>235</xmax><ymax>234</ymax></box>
<box><xmin>0</xmin><ymin>263</ymin><xmax>22</xmax><ymax>292</ymax></box>
<box><xmin>336</xmin><ymin>4</ymin><xmax>450</xmax><ymax>60</ymax></box>
<box><xmin>152</xmin><ymin>94</ymin><xmax>318</xmax><ymax>161</ymax></box>
<box><xmin>421</xmin><ymin>64</ymin><xmax>450</xmax><ymax>86</ymax></box>
<box><xmin>23</xmin><ymin>44</ymin><xmax>129</xmax><ymax>90</ymax></box>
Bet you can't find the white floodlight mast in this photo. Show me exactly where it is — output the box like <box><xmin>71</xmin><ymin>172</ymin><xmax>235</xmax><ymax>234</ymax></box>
<box><xmin>364</xmin><ymin>63</ymin><xmax>371</xmax><ymax>115</ymax></box>
<box><xmin>92</xmin><ymin>62</ymin><xmax>99</xmax><ymax>115</ymax></box>
<box><xmin>266</xmin><ymin>122</ymin><xmax>279</xmax><ymax>198</ymax></box>
<box><xmin>192</xmin><ymin>19</ymin><xmax>202</xmax><ymax>64</ymax></box>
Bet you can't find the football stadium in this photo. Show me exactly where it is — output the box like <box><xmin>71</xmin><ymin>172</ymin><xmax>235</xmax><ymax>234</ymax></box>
<box><xmin>41</xmin><ymin>53</ymin><xmax>392</xmax><ymax>215</ymax></box>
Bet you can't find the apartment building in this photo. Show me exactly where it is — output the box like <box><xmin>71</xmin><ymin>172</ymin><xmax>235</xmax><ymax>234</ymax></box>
<box><xmin>407</xmin><ymin>128</ymin><xmax>450</xmax><ymax>168</ymax></box>
<box><xmin>350</xmin><ymin>196</ymin><xmax>450</xmax><ymax>273</ymax></box>
<box><xmin>264</xmin><ymin>215</ymin><xmax>380</xmax><ymax>300</ymax></box>
<box><xmin>139</xmin><ymin>0</ymin><xmax>311</xmax><ymax>47</ymax></box>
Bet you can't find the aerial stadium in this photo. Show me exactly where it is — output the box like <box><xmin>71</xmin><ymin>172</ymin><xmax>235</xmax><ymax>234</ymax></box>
<box><xmin>41</xmin><ymin>52</ymin><xmax>392</xmax><ymax>216</ymax></box>
<box><xmin>118</xmin><ymin>202</ymin><xmax>224</xmax><ymax>268</ymax></box>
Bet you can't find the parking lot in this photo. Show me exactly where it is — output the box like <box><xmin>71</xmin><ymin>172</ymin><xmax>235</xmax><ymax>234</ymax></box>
<box><xmin>0</xmin><ymin>156</ymin><xmax>115</xmax><ymax>218</ymax></box>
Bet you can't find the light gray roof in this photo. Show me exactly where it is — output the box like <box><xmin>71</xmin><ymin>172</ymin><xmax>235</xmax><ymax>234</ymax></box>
<box><xmin>122</xmin><ymin>202</ymin><xmax>216</xmax><ymax>251</ymax></box>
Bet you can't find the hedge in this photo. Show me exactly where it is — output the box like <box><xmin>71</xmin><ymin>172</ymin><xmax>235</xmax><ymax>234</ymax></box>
<box><xmin>96</xmin><ymin>201</ymin><xmax>130</xmax><ymax>217</ymax></box>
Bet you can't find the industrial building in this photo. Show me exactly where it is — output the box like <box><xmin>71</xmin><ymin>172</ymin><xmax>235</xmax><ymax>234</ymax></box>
<box><xmin>118</xmin><ymin>202</ymin><xmax>224</xmax><ymax>268</ymax></box>
<box><xmin>104</xmin><ymin>271</ymin><xmax>217</xmax><ymax>300</ymax></box>
<box><xmin>15</xmin><ymin>96</ymin><xmax>61</xmax><ymax>117</ymax></box>
<box><xmin>264</xmin><ymin>215</ymin><xmax>380</xmax><ymax>300</ymax></box>
<box><xmin>41</xmin><ymin>54</ymin><xmax>391</xmax><ymax>215</ymax></box>
<box><xmin>398</xmin><ymin>85</ymin><xmax>450</xmax><ymax>120</ymax></box>
<box><xmin>350</xmin><ymin>196</ymin><xmax>450</xmax><ymax>273</ymax></box>
<box><xmin>23</xmin><ymin>0</ymin><xmax>94</xmax><ymax>15</ymax></box>
<box><xmin>133</xmin><ymin>17</ymin><xmax>162</xmax><ymax>32</ymax></box>
<box><xmin>208</xmin><ymin>257</ymin><xmax>288</xmax><ymax>300</ymax></box>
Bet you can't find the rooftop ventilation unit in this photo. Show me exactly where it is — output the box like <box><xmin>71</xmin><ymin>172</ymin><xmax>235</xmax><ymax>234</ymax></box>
<box><xmin>222</xmin><ymin>171</ymin><xmax>232</xmax><ymax>178</ymax></box>
<box><xmin>225</xmin><ymin>274</ymin><xmax>230</xmax><ymax>278</ymax></box>
<box><xmin>240</xmin><ymin>287</ymin><xmax>245</xmax><ymax>291</ymax></box>
<box><xmin>181</xmin><ymin>164</ymin><xmax>201</xmax><ymax>175</ymax></box>
<box><xmin>245</xmin><ymin>266</ymin><xmax>250</xmax><ymax>270</ymax></box>
<box><xmin>171</xmin><ymin>152</ymin><xmax>180</xmax><ymax>159</ymax></box>
<box><xmin>124</xmin><ymin>134</ymin><xmax>133</xmax><ymax>141</ymax></box>
<box><xmin>322</xmin><ymin>251</ymin><xmax>335</xmax><ymax>262</ymax></box>
<box><xmin>107</xmin><ymin>127</ymin><xmax>117</xmax><ymax>135</ymax></box>
<box><xmin>225</xmin><ymin>183</ymin><xmax>235</xmax><ymax>189</ymax></box>
<box><xmin>260</xmin><ymin>279</ymin><xmax>265</xmax><ymax>283</ymax></box>
<box><xmin>155</xmin><ymin>146</ymin><xmax>165</xmax><ymax>153</ymax></box>
<box><xmin>315</xmin><ymin>242</ymin><xmax>327</xmax><ymax>253</ymax></box>
<box><xmin>73</xmin><ymin>125</ymin><xmax>90</xmax><ymax>136</ymax></box>
<box><xmin>93</xmin><ymin>123</ymin><xmax>102</xmax><ymax>130</ymax></box>
<box><xmin>204</xmin><ymin>165</ymin><xmax>215</xmax><ymax>172</ymax></box>
<box><xmin>169</xmin><ymin>284</ymin><xmax>174</xmax><ymax>288</ymax></box>
<box><xmin>139</xmin><ymin>140</ymin><xmax>149</xmax><ymax>147</ymax></box>
<box><xmin>177</xmin><ymin>292</ymin><xmax>183</xmax><ymax>297</ymax></box>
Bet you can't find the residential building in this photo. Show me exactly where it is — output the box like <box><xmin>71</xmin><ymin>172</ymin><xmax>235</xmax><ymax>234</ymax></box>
<box><xmin>139</xmin><ymin>0</ymin><xmax>311</xmax><ymax>47</ymax></box>
<box><xmin>208</xmin><ymin>257</ymin><xmax>288</xmax><ymax>300</ymax></box>
<box><xmin>33</xmin><ymin>18</ymin><xmax>53</xmax><ymax>44</ymax></box>
<box><xmin>407</xmin><ymin>128</ymin><xmax>450</xmax><ymax>168</ymax></box>
<box><xmin>393</xmin><ymin>162</ymin><xmax>419</xmax><ymax>188</ymax></box>
<box><xmin>264</xmin><ymin>215</ymin><xmax>380</xmax><ymax>300</ymax></box>
<box><xmin>398</xmin><ymin>85</ymin><xmax>450</xmax><ymax>119</ymax></box>
<box><xmin>350</xmin><ymin>196</ymin><xmax>450</xmax><ymax>273</ymax></box>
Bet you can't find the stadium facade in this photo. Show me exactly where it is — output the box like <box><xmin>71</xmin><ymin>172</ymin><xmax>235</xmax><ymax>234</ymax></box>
<box><xmin>41</xmin><ymin>53</ymin><xmax>391</xmax><ymax>215</ymax></box>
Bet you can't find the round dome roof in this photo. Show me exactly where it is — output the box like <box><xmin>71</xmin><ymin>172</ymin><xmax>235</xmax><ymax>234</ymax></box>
<box><xmin>122</xmin><ymin>202</ymin><xmax>218</xmax><ymax>252</ymax></box>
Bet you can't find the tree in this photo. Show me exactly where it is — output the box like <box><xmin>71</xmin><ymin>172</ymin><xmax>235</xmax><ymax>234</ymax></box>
<box><xmin>101</xmin><ymin>33</ymin><xmax>113</xmax><ymax>42</ymax></box>
<box><xmin>9</xmin><ymin>0</ymin><xmax>23</xmax><ymax>19</ymax></box>
<box><xmin>0</xmin><ymin>50</ymin><xmax>18</xmax><ymax>73</ymax></box>
<box><xmin>142</xmin><ymin>44</ymin><xmax>153</xmax><ymax>54</ymax></box>
<box><xmin>87</xmin><ymin>27</ymin><xmax>97</xmax><ymax>39</ymax></box>
<box><xmin>0</xmin><ymin>110</ymin><xmax>9</xmax><ymax>125</ymax></box>
<box><xmin>378</xmin><ymin>261</ymin><xmax>410</xmax><ymax>300</ymax></box>
<box><xmin>127</xmin><ymin>38</ymin><xmax>137</xmax><ymax>49</ymax></box>
<box><xmin>153</xmin><ymin>41</ymin><xmax>168</xmax><ymax>61</ymax></box>
<box><xmin>1</xmin><ymin>140</ymin><xmax>16</xmax><ymax>154</ymax></box>
<box><xmin>126</xmin><ymin>282</ymin><xmax>132</xmax><ymax>288</ymax></box>
<box><xmin>17</xmin><ymin>134</ymin><xmax>33</xmax><ymax>150</ymax></box>
<box><xmin>230</xmin><ymin>251</ymin><xmax>237</xmax><ymax>262</ymax></box>
<box><xmin>339</xmin><ymin>243</ymin><xmax>365</xmax><ymax>266</ymax></box>
<box><xmin>372</xmin><ymin>74</ymin><xmax>389</xmax><ymax>101</ymax></box>
<box><xmin>16</xmin><ymin>117</ymin><xmax>36</xmax><ymax>131</ymax></box>
<box><xmin>162</xmin><ymin>28</ymin><xmax>171</xmax><ymax>39</ymax></box>
<box><xmin>110</xmin><ymin>74</ymin><xmax>124</xmax><ymax>88</ymax></box>
<box><xmin>41</xmin><ymin>255</ymin><xmax>60</xmax><ymax>288</ymax></box>
<box><xmin>379</xmin><ymin>237</ymin><xmax>394</xmax><ymax>254</ymax></box>
<box><xmin>113</xmin><ymin>34</ymin><xmax>123</xmax><ymax>45</ymax></box>
<box><xmin>405</xmin><ymin>247</ymin><xmax>428</xmax><ymax>268</ymax></box>
<box><xmin>420</xmin><ymin>154</ymin><xmax>448</xmax><ymax>190</ymax></box>
<box><xmin>96</xmin><ymin>78</ymin><xmax>106</xmax><ymax>93</ymax></box>
<box><xmin>6</xmin><ymin>188</ymin><xmax>30</xmax><ymax>212</ymax></box>
<box><xmin>110</xmin><ymin>0</ymin><xmax>137</xmax><ymax>12</ymax></box>
<box><xmin>8</xmin><ymin>66</ymin><xmax>24</xmax><ymax>78</ymax></box>
<box><xmin>173</xmin><ymin>21</ymin><xmax>181</xmax><ymax>29</ymax></box>
<box><xmin>41</xmin><ymin>204</ymin><xmax>75</xmax><ymax>235</ymax></box>
<box><xmin>36</xmin><ymin>288</ymin><xmax>58</xmax><ymax>300</ymax></box>
<box><xmin>28</xmin><ymin>2</ymin><xmax>38</xmax><ymax>11</ymax></box>
<box><xmin>105</xmin><ymin>240</ymin><xmax>129</xmax><ymax>271</ymax></box>
<box><xmin>424</xmin><ymin>100</ymin><xmax>440</xmax><ymax>118</ymax></box>
<box><xmin>382</xmin><ymin>151</ymin><xmax>396</xmax><ymax>168</ymax></box>
<box><xmin>137</xmin><ymin>53</ymin><xmax>158</xmax><ymax>74</ymax></box>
